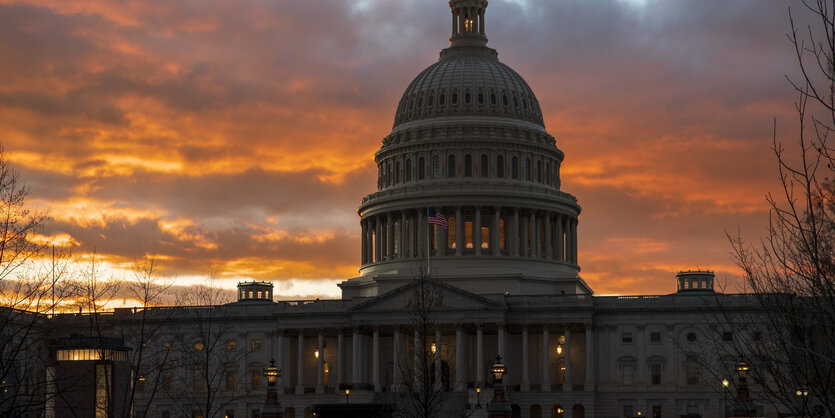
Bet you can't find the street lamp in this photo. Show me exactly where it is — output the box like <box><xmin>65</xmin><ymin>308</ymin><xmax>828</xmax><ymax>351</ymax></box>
<box><xmin>261</xmin><ymin>359</ymin><xmax>282</xmax><ymax>418</ymax></box>
<box><xmin>314</xmin><ymin>346</ymin><xmax>319</xmax><ymax>359</ymax></box>
<box><xmin>722</xmin><ymin>378</ymin><xmax>730</xmax><ymax>417</ymax></box>
<box><xmin>487</xmin><ymin>355</ymin><xmax>511</xmax><ymax>418</ymax></box>
<box><xmin>475</xmin><ymin>385</ymin><xmax>481</xmax><ymax>408</ymax></box>
<box><xmin>345</xmin><ymin>388</ymin><xmax>350</xmax><ymax>404</ymax></box>
<box><xmin>733</xmin><ymin>355</ymin><xmax>752</xmax><ymax>417</ymax></box>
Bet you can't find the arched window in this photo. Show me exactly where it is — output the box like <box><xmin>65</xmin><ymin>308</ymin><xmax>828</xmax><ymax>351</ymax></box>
<box><xmin>530</xmin><ymin>404</ymin><xmax>542</xmax><ymax>418</ymax></box>
<box><xmin>451</xmin><ymin>93</ymin><xmax>458</xmax><ymax>104</ymax></box>
<box><xmin>428</xmin><ymin>95</ymin><xmax>434</xmax><ymax>106</ymax></box>
<box><xmin>418</xmin><ymin>157</ymin><xmax>426</xmax><ymax>180</ymax></box>
<box><xmin>448</xmin><ymin>155</ymin><xmax>456</xmax><ymax>177</ymax></box>
<box><xmin>395</xmin><ymin>160</ymin><xmax>401</xmax><ymax>183</ymax></box>
<box><xmin>502</xmin><ymin>95</ymin><xmax>508</xmax><ymax>106</ymax></box>
<box><xmin>480</xmin><ymin>154</ymin><xmax>488</xmax><ymax>177</ymax></box>
<box><xmin>491</xmin><ymin>93</ymin><xmax>497</xmax><ymax>105</ymax></box>
<box><xmin>478</xmin><ymin>92</ymin><xmax>484</xmax><ymax>104</ymax></box>
<box><xmin>464</xmin><ymin>154</ymin><xmax>473</xmax><ymax>177</ymax></box>
<box><xmin>512</xmin><ymin>156</ymin><xmax>519</xmax><ymax>179</ymax></box>
<box><xmin>513</xmin><ymin>96</ymin><xmax>519</xmax><ymax>108</ymax></box>
<box><xmin>497</xmin><ymin>155</ymin><xmax>504</xmax><ymax>178</ymax></box>
<box><xmin>406</xmin><ymin>159</ymin><xmax>412</xmax><ymax>181</ymax></box>
<box><xmin>432</xmin><ymin>155</ymin><xmax>440</xmax><ymax>178</ymax></box>
<box><xmin>525</xmin><ymin>158</ymin><xmax>531</xmax><ymax>181</ymax></box>
<box><xmin>439</xmin><ymin>94</ymin><xmax>446</xmax><ymax>105</ymax></box>
<box><xmin>465</xmin><ymin>92</ymin><xmax>471</xmax><ymax>104</ymax></box>
<box><xmin>536</xmin><ymin>160</ymin><xmax>542</xmax><ymax>183</ymax></box>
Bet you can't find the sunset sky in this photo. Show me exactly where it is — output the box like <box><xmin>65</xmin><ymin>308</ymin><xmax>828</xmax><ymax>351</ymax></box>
<box><xmin>1</xmin><ymin>0</ymin><xmax>801</xmax><ymax>299</ymax></box>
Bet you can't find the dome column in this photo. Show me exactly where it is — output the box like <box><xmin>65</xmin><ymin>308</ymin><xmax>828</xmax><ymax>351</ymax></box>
<box><xmin>417</xmin><ymin>209</ymin><xmax>426</xmax><ymax>258</ymax></box>
<box><xmin>386</xmin><ymin>212</ymin><xmax>394</xmax><ymax>260</ymax></box>
<box><xmin>555</xmin><ymin>213</ymin><xmax>564</xmax><ymax>262</ymax></box>
<box><xmin>571</xmin><ymin>218</ymin><xmax>578</xmax><ymax>264</ymax></box>
<box><xmin>544</xmin><ymin>213</ymin><xmax>552</xmax><ymax>260</ymax></box>
<box><xmin>492</xmin><ymin>206</ymin><xmax>501</xmax><ymax>256</ymax></box>
<box><xmin>455</xmin><ymin>206</ymin><xmax>463</xmax><ymax>256</ymax></box>
<box><xmin>375</xmin><ymin>216</ymin><xmax>382</xmax><ymax>262</ymax></box>
<box><xmin>361</xmin><ymin>220</ymin><xmax>369</xmax><ymax>264</ymax></box>
<box><xmin>400</xmin><ymin>210</ymin><xmax>408</xmax><ymax>259</ymax></box>
<box><xmin>474</xmin><ymin>206</ymin><xmax>482</xmax><ymax>256</ymax></box>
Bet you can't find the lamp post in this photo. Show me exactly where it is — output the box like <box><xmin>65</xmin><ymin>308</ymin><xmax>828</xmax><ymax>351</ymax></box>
<box><xmin>796</xmin><ymin>388</ymin><xmax>809</xmax><ymax>417</ymax></box>
<box><xmin>487</xmin><ymin>355</ymin><xmax>511</xmax><ymax>418</ymax></box>
<box><xmin>261</xmin><ymin>359</ymin><xmax>283</xmax><ymax>418</ymax></box>
<box><xmin>732</xmin><ymin>355</ymin><xmax>753</xmax><ymax>417</ymax></box>
<box><xmin>475</xmin><ymin>385</ymin><xmax>481</xmax><ymax>409</ymax></box>
<box><xmin>722</xmin><ymin>378</ymin><xmax>730</xmax><ymax>417</ymax></box>
<box><xmin>345</xmin><ymin>388</ymin><xmax>350</xmax><ymax>404</ymax></box>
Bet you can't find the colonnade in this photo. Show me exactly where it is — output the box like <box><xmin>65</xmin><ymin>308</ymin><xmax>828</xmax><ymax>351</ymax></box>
<box><xmin>275</xmin><ymin>322</ymin><xmax>594</xmax><ymax>395</ymax></box>
<box><xmin>360</xmin><ymin>207</ymin><xmax>578</xmax><ymax>266</ymax></box>
<box><xmin>451</xmin><ymin>2</ymin><xmax>485</xmax><ymax>36</ymax></box>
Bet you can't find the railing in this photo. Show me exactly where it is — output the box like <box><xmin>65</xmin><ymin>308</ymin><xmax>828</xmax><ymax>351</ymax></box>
<box><xmin>360</xmin><ymin>182</ymin><xmax>578</xmax><ymax>206</ymax></box>
<box><xmin>594</xmin><ymin>293</ymin><xmax>764</xmax><ymax>309</ymax></box>
<box><xmin>504</xmin><ymin>294</ymin><xmax>593</xmax><ymax>307</ymax></box>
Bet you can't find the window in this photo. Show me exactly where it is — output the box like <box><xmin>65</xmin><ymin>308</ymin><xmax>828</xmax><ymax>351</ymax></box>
<box><xmin>536</xmin><ymin>160</ymin><xmax>542</xmax><ymax>182</ymax></box>
<box><xmin>451</xmin><ymin>93</ymin><xmax>458</xmax><ymax>104</ymax></box>
<box><xmin>439</xmin><ymin>94</ymin><xmax>445</xmax><ymax>105</ymax></box>
<box><xmin>650</xmin><ymin>332</ymin><xmax>661</xmax><ymax>344</ymax></box>
<box><xmin>490</xmin><ymin>93</ymin><xmax>497</xmax><ymax>105</ymax></box>
<box><xmin>406</xmin><ymin>159</ymin><xmax>412</xmax><ymax>181</ymax></box>
<box><xmin>137</xmin><ymin>375</ymin><xmax>145</xmax><ymax>392</ymax></box>
<box><xmin>428</xmin><ymin>95</ymin><xmax>433</xmax><ymax>106</ymax></box>
<box><xmin>448</xmin><ymin>155</ymin><xmax>456</xmax><ymax>177</ymax></box>
<box><xmin>512</xmin><ymin>157</ymin><xmax>519</xmax><ymax>179</ymax></box>
<box><xmin>502</xmin><ymin>95</ymin><xmax>508</xmax><ymax>106</ymax></box>
<box><xmin>623</xmin><ymin>406</ymin><xmax>633</xmax><ymax>417</ymax></box>
<box><xmin>622</xmin><ymin>332</ymin><xmax>633</xmax><ymax>344</ymax></box>
<box><xmin>465</xmin><ymin>92</ymin><xmax>471</xmax><ymax>103</ymax></box>
<box><xmin>251</xmin><ymin>410</ymin><xmax>260</xmax><ymax>418</ymax></box>
<box><xmin>623</xmin><ymin>363</ymin><xmax>634</xmax><ymax>385</ymax></box>
<box><xmin>386</xmin><ymin>162</ymin><xmax>391</xmax><ymax>186</ymax></box>
<box><xmin>478</xmin><ymin>92</ymin><xmax>484</xmax><ymax>104</ymax></box>
<box><xmin>686</xmin><ymin>332</ymin><xmax>697</xmax><ymax>342</ymax></box>
<box><xmin>480</xmin><ymin>154</ymin><xmax>488</xmax><ymax>177</ymax></box>
<box><xmin>193</xmin><ymin>368</ymin><xmax>204</xmax><ymax>391</ymax></box>
<box><xmin>226</xmin><ymin>371</ymin><xmax>236</xmax><ymax>391</ymax></box>
<box><xmin>163</xmin><ymin>373</ymin><xmax>171</xmax><ymax>391</ymax></box>
<box><xmin>685</xmin><ymin>356</ymin><xmax>700</xmax><ymax>385</ymax></box>
<box><xmin>225</xmin><ymin>410</ymin><xmax>235</xmax><ymax>418</ymax></box>
<box><xmin>722</xmin><ymin>332</ymin><xmax>733</xmax><ymax>342</ymax></box>
<box><xmin>652</xmin><ymin>405</ymin><xmax>662</xmax><ymax>418</ymax></box>
<box><xmin>162</xmin><ymin>341</ymin><xmax>172</xmax><ymax>351</ymax></box>
<box><xmin>497</xmin><ymin>155</ymin><xmax>504</xmax><ymax>178</ymax></box>
<box><xmin>161</xmin><ymin>411</ymin><xmax>170</xmax><ymax>418</ymax></box>
<box><xmin>395</xmin><ymin>160</ymin><xmax>400</xmax><ymax>183</ymax></box>
<box><xmin>226</xmin><ymin>339</ymin><xmax>237</xmax><ymax>351</ymax></box>
<box><xmin>193</xmin><ymin>411</ymin><xmax>204</xmax><ymax>418</ymax></box>
<box><xmin>513</xmin><ymin>96</ymin><xmax>519</xmax><ymax>108</ymax></box>
<box><xmin>251</xmin><ymin>339</ymin><xmax>262</xmax><ymax>351</ymax></box>
<box><xmin>464</xmin><ymin>154</ymin><xmax>472</xmax><ymax>177</ymax></box>
<box><xmin>418</xmin><ymin>157</ymin><xmax>426</xmax><ymax>179</ymax></box>
<box><xmin>432</xmin><ymin>155</ymin><xmax>440</xmax><ymax>177</ymax></box>
<box><xmin>251</xmin><ymin>370</ymin><xmax>261</xmax><ymax>390</ymax></box>
<box><xmin>651</xmin><ymin>364</ymin><xmax>662</xmax><ymax>385</ymax></box>
<box><xmin>194</xmin><ymin>341</ymin><xmax>204</xmax><ymax>351</ymax></box>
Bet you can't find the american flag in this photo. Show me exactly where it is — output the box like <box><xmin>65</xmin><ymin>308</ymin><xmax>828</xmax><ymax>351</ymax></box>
<box><xmin>427</xmin><ymin>209</ymin><xmax>448</xmax><ymax>229</ymax></box>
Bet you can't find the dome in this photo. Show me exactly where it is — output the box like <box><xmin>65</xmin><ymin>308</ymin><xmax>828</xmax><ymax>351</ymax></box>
<box><xmin>393</xmin><ymin>47</ymin><xmax>545</xmax><ymax>128</ymax></box>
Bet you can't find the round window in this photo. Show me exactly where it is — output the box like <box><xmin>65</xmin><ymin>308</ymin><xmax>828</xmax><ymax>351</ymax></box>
<box><xmin>686</xmin><ymin>332</ymin><xmax>697</xmax><ymax>342</ymax></box>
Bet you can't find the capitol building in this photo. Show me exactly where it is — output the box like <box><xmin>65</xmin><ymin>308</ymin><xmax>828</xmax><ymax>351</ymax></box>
<box><xmin>23</xmin><ymin>1</ymin><xmax>776</xmax><ymax>418</ymax></box>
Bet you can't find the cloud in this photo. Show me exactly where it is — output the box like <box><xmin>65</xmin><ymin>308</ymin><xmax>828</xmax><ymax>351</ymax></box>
<box><xmin>0</xmin><ymin>0</ymin><xmax>799</xmax><ymax>297</ymax></box>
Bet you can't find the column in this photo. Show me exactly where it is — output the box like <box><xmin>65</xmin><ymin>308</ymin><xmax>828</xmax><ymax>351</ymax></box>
<box><xmin>337</xmin><ymin>329</ymin><xmax>344</xmax><ymax>389</ymax></box>
<box><xmin>417</xmin><ymin>209</ymin><xmax>425</xmax><ymax>258</ymax></box>
<box><xmin>434</xmin><ymin>326</ymin><xmax>442</xmax><ymax>391</ymax></box>
<box><xmin>521</xmin><ymin>212</ymin><xmax>529</xmax><ymax>257</ymax></box>
<box><xmin>393</xmin><ymin>327</ymin><xmax>401</xmax><ymax>392</ymax></box>
<box><xmin>455</xmin><ymin>206</ymin><xmax>463</xmax><ymax>256</ymax></box>
<box><xmin>542</xmin><ymin>326</ymin><xmax>550</xmax><ymax>391</ymax></box>
<box><xmin>497</xmin><ymin>323</ymin><xmax>506</xmax><ymax>358</ymax></box>
<box><xmin>563</xmin><ymin>327</ymin><xmax>572</xmax><ymax>391</ymax></box>
<box><xmin>637</xmin><ymin>325</ymin><xmax>646</xmax><ymax>384</ymax></box>
<box><xmin>400</xmin><ymin>210</ymin><xmax>408</xmax><ymax>258</ymax></box>
<box><xmin>521</xmin><ymin>326</ymin><xmax>530</xmax><ymax>391</ymax></box>
<box><xmin>361</xmin><ymin>220</ymin><xmax>368</xmax><ymax>264</ymax></box>
<box><xmin>571</xmin><ymin>219</ymin><xmax>578</xmax><ymax>263</ymax></box>
<box><xmin>375</xmin><ymin>217</ymin><xmax>382</xmax><ymax>262</ymax></box>
<box><xmin>296</xmin><ymin>330</ymin><xmax>305</xmax><ymax>393</ymax></box>
<box><xmin>531</xmin><ymin>211</ymin><xmax>542</xmax><ymax>258</ymax></box>
<box><xmin>373</xmin><ymin>327</ymin><xmax>381</xmax><ymax>392</ymax></box>
<box><xmin>316</xmin><ymin>330</ymin><xmax>325</xmax><ymax>393</ymax></box>
<box><xmin>585</xmin><ymin>322</ymin><xmax>595</xmax><ymax>391</ymax></box>
<box><xmin>387</xmin><ymin>213</ymin><xmax>394</xmax><ymax>259</ymax></box>
<box><xmin>368</xmin><ymin>219</ymin><xmax>375</xmax><ymax>263</ymax></box>
<box><xmin>512</xmin><ymin>208</ymin><xmax>520</xmax><ymax>257</ymax></box>
<box><xmin>474</xmin><ymin>207</ymin><xmax>482</xmax><ymax>256</ymax></box>
<box><xmin>352</xmin><ymin>327</ymin><xmax>360</xmax><ymax>387</ymax></box>
<box><xmin>476</xmin><ymin>324</ymin><xmax>484</xmax><ymax>387</ymax></box>
<box><xmin>555</xmin><ymin>214</ymin><xmax>563</xmax><ymax>261</ymax></box>
<box><xmin>455</xmin><ymin>324</ymin><xmax>465</xmax><ymax>391</ymax></box>
<box><xmin>492</xmin><ymin>207</ymin><xmax>501</xmax><ymax>256</ymax></box>
<box><xmin>277</xmin><ymin>330</ymin><xmax>286</xmax><ymax>389</ymax></box>
<box><xmin>436</xmin><ymin>212</ymin><xmax>445</xmax><ymax>256</ymax></box>
<box><xmin>544</xmin><ymin>213</ymin><xmax>552</xmax><ymax>260</ymax></box>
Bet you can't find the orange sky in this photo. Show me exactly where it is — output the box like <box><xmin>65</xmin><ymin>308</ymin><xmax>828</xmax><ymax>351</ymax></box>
<box><xmin>0</xmin><ymin>0</ymin><xmax>800</xmax><ymax>298</ymax></box>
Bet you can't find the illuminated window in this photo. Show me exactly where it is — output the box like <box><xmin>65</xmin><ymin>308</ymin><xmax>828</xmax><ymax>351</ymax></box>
<box><xmin>497</xmin><ymin>155</ymin><xmax>504</xmax><ymax>178</ymax></box>
<box><xmin>226</xmin><ymin>339</ymin><xmax>237</xmax><ymax>351</ymax></box>
<box><xmin>464</xmin><ymin>221</ymin><xmax>473</xmax><ymax>249</ymax></box>
<box><xmin>251</xmin><ymin>370</ymin><xmax>261</xmax><ymax>390</ymax></box>
<box><xmin>500</xmin><ymin>217</ymin><xmax>506</xmax><ymax>250</ymax></box>
<box><xmin>194</xmin><ymin>341</ymin><xmax>204</xmax><ymax>351</ymax></box>
<box><xmin>481</xmin><ymin>225</ymin><xmax>489</xmax><ymax>250</ymax></box>
<box><xmin>448</xmin><ymin>217</ymin><xmax>456</xmax><ymax>249</ymax></box>
<box><xmin>226</xmin><ymin>371</ymin><xmax>236</xmax><ymax>391</ymax></box>
<box><xmin>251</xmin><ymin>339</ymin><xmax>262</xmax><ymax>351</ymax></box>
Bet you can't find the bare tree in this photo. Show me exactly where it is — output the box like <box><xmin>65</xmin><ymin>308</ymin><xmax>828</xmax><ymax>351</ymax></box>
<box><xmin>394</xmin><ymin>263</ymin><xmax>470</xmax><ymax>418</ymax></box>
<box><xmin>718</xmin><ymin>1</ymin><xmax>835</xmax><ymax>416</ymax></box>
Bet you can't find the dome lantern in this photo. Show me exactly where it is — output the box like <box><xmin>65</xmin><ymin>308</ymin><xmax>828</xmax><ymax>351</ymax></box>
<box><xmin>449</xmin><ymin>0</ymin><xmax>488</xmax><ymax>47</ymax></box>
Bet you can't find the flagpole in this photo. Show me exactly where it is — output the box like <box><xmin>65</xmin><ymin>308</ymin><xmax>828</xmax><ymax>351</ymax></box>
<box><xmin>426</xmin><ymin>207</ymin><xmax>431</xmax><ymax>278</ymax></box>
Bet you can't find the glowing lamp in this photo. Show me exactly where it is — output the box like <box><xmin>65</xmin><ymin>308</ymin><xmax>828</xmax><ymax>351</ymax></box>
<box><xmin>490</xmin><ymin>355</ymin><xmax>507</xmax><ymax>383</ymax></box>
<box><xmin>263</xmin><ymin>358</ymin><xmax>280</xmax><ymax>386</ymax></box>
<box><xmin>735</xmin><ymin>355</ymin><xmax>750</xmax><ymax>377</ymax></box>
<box><xmin>431</xmin><ymin>343</ymin><xmax>437</xmax><ymax>354</ymax></box>
<box><xmin>722</xmin><ymin>378</ymin><xmax>729</xmax><ymax>388</ymax></box>
<box><xmin>556</xmin><ymin>344</ymin><xmax>563</xmax><ymax>356</ymax></box>
<box><xmin>314</xmin><ymin>346</ymin><xmax>320</xmax><ymax>359</ymax></box>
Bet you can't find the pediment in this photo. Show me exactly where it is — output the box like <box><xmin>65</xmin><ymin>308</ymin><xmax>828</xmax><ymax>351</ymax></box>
<box><xmin>351</xmin><ymin>279</ymin><xmax>503</xmax><ymax>313</ymax></box>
